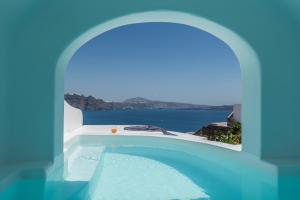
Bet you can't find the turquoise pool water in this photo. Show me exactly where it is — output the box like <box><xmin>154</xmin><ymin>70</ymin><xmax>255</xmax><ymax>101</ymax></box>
<box><xmin>1</xmin><ymin>136</ymin><xmax>299</xmax><ymax>200</ymax></box>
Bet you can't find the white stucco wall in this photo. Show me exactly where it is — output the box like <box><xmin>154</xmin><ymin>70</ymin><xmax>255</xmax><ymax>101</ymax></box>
<box><xmin>64</xmin><ymin>101</ymin><xmax>83</xmax><ymax>133</ymax></box>
<box><xmin>233</xmin><ymin>104</ymin><xmax>241</xmax><ymax>123</ymax></box>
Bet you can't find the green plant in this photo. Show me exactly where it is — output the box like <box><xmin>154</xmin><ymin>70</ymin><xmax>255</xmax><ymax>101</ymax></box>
<box><xmin>202</xmin><ymin>121</ymin><xmax>242</xmax><ymax>144</ymax></box>
<box><xmin>213</xmin><ymin>122</ymin><xmax>242</xmax><ymax>144</ymax></box>
<box><xmin>219</xmin><ymin>132</ymin><xmax>241</xmax><ymax>145</ymax></box>
<box><xmin>230</xmin><ymin>122</ymin><xmax>241</xmax><ymax>135</ymax></box>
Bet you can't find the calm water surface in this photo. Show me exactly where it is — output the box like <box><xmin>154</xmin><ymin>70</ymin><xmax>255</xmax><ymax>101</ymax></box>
<box><xmin>83</xmin><ymin>109</ymin><xmax>232</xmax><ymax>133</ymax></box>
<box><xmin>2</xmin><ymin>137</ymin><xmax>299</xmax><ymax>200</ymax></box>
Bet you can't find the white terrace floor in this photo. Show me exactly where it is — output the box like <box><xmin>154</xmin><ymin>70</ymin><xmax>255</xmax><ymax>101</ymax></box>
<box><xmin>64</xmin><ymin>125</ymin><xmax>242</xmax><ymax>151</ymax></box>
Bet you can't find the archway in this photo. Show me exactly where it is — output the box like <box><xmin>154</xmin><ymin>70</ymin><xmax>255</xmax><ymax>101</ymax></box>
<box><xmin>56</xmin><ymin>11</ymin><xmax>261</xmax><ymax>158</ymax></box>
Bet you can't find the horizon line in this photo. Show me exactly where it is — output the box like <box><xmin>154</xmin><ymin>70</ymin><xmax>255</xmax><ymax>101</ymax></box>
<box><xmin>64</xmin><ymin>93</ymin><xmax>240</xmax><ymax>106</ymax></box>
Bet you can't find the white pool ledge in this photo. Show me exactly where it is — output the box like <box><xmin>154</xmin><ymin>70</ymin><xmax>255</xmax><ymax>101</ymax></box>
<box><xmin>64</xmin><ymin>125</ymin><xmax>242</xmax><ymax>151</ymax></box>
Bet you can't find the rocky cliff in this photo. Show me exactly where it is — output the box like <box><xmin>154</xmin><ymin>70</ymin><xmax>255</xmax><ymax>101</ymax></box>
<box><xmin>65</xmin><ymin>93</ymin><xmax>233</xmax><ymax>111</ymax></box>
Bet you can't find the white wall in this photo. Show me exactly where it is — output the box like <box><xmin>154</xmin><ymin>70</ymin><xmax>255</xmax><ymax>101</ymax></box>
<box><xmin>233</xmin><ymin>104</ymin><xmax>241</xmax><ymax>123</ymax></box>
<box><xmin>64</xmin><ymin>101</ymin><xmax>83</xmax><ymax>133</ymax></box>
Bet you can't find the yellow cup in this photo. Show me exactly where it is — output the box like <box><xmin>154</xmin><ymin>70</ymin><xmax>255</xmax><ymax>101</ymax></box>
<box><xmin>111</xmin><ymin>128</ymin><xmax>117</xmax><ymax>135</ymax></box>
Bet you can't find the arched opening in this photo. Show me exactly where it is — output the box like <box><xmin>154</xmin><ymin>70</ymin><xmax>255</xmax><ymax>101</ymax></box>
<box><xmin>64</xmin><ymin>22</ymin><xmax>242</xmax><ymax>145</ymax></box>
<box><xmin>56</xmin><ymin>11</ymin><xmax>261</xmax><ymax>158</ymax></box>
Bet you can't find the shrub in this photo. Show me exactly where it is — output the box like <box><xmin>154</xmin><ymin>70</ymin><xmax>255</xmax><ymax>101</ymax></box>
<box><xmin>229</xmin><ymin>122</ymin><xmax>241</xmax><ymax>135</ymax></box>
<box><xmin>219</xmin><ymin>132</ymin><xmax>241</xmax><ymax>145</ymax></box>
<box><xmin>206</xmin><ymin>122</ymin><xmax>242</xmax><ymax>145</ymax></box>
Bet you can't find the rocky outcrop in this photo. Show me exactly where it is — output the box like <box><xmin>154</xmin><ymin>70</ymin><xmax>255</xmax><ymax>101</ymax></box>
<box><xmin>194</xmin><ymin>122</ymin><xmax>229</xmax><ymax>136</ymax></box>
<box><xmin>199</xmin><ymin>123</ymin><xmax>230</xmax><ymax>140</ymax></box>
<box><xmin>194</xmin><ymin>121</ymin><xmax>241</xmax><ymax>144</ymax></box>
<box><xmin>65</xmin><ymin>93</ymin><xmax>233</xmax><ymax>111</ymax></box>
<box><xmin>64</xmin><ymin>94</ymin><xmax>123</xmax><ymax>111</ymax></box>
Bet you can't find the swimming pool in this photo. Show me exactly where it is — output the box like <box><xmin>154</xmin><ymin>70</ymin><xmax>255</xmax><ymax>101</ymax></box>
<box><xmin>1</xmin><ymin>135</ymin><xmax>299</xmax><ymax>200</ymax></box>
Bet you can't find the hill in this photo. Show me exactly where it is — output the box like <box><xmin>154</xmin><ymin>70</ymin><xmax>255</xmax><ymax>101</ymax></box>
<box><xmin>64</xmin><ymin>94</ymin><xmax>233</xmax><ymax>111</ymax></box>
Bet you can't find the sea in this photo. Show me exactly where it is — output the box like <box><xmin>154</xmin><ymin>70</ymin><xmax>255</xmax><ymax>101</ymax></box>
<box><xmin>83</xmin><ymin>108</ymin><xmax>232</xmax><ymax>133</ymax></box>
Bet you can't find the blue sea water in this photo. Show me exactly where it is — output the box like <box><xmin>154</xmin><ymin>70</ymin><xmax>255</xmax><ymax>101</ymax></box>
<box><xmin>83</xmin><ymin>109</ymin><xmax>232</xmax><ymax>133</ymax></box>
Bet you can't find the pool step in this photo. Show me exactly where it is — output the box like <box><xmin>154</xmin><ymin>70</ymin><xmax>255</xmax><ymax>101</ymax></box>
<box><xmin>64</xmin><ymin>146</ymin><xmax>106</xmax><ymax>182</ymax></box>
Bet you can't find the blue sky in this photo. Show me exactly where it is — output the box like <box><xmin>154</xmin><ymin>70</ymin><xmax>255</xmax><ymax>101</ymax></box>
<box><xmin>65</xmin><ymin>23</ymin><xmax>241</xmax><ymax>105</ymax></box>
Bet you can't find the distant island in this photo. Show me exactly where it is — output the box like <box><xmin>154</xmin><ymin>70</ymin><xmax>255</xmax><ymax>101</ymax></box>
<box><xmin>65</xmin><ymin>93</ymin><xmax>233</xmax><ymax>111</ymax></box>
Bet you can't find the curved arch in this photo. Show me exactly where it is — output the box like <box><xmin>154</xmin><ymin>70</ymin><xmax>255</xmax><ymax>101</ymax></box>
<box><xmin>56</xmin><ymin>10</ymin><xmax>261</xmax><ymax>157</ymax></box>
